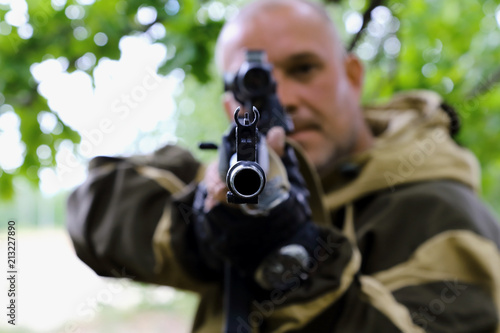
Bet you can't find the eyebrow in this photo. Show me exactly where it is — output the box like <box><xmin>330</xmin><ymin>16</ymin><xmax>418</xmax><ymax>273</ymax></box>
<box><xmin>274</xmin><ymin>52</ymin><xmax>323</xmax><ymax>67</ymax></box>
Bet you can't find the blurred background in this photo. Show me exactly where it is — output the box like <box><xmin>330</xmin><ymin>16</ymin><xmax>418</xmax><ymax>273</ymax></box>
<box><xmin>0</xmin><ymin>0</ymin><xmax>499</xmax><ymax>332</ymax></box>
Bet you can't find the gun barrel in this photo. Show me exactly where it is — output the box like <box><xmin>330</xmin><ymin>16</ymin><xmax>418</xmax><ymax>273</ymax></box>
<box><xmin>227</xmin><ymin>161</ymin><xmax>266</xmax><ymax>201</ymax></box>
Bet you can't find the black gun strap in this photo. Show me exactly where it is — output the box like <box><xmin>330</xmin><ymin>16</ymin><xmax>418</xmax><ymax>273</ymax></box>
<box><xmin>224</xmin><ymin>262</ymin><xmax>251</xmax><ymax>333</ymax></box>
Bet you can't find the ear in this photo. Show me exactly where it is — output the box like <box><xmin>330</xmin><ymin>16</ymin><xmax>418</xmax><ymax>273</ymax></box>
<box><xmin>344</xmin><ymin>53</ymin><xmax>364</xmax><ymax>94</ymax></box>
<box><xmin>223</xmin><ymin>92</ymin><xmax>239</xmax><ymax>121</ymax></box>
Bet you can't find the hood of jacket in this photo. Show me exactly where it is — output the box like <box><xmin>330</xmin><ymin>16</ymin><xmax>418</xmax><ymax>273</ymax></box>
<box><xmin>320</xmin><ymin>90</ymin><xmax>481</xmax><ymax>211</ymax></box>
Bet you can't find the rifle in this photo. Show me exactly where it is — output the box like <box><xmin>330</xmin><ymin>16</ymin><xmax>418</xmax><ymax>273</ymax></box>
<box><xmin>220</xmin><ymin>50</ymin><xmax>293</xmax><ymax>205</ymax></box>
<box><xmin>200</xmin><ymin>50</ymin><xmax>292</xmax><ymax>333</ymax></box>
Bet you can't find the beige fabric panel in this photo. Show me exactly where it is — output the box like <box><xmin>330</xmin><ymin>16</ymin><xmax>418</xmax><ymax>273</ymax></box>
<box><xmin>359</xmin><ymin>275</ymin><xmax>426</xmax><ymax>333</ymax></box>
<box><xmin>137</xmin><ymin>163</ymin><xmax>212</xmax><ymax>293</ymax></box>
<box><xmin>152</xmin><ymin>205</ymin><xmax>212</xmax><ymax>293</ymax></box>
<box><xmin>346</xmin><ymin>202</ymin><xmax>424</xmax><ymax>333</ymax></box>
<box><xmin>325</xmin><ymin>91</ymin><xmax>480</xmax><ymax>211</ymax></box>
<box><xmin>136</xmin><ymin>165</ymin><xmax>187</xmax><ymax>194</ymax></box>
<box><xmin>371</xmin><ymin>230</ymin><xmax>500</xmax><ymax>333</ymax></box>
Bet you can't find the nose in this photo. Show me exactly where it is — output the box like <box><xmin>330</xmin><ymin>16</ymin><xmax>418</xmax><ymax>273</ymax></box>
<box><xmin>274</xmin><ymin>71</ymin><xmax>299</xmax><ymax>114</ymax></box>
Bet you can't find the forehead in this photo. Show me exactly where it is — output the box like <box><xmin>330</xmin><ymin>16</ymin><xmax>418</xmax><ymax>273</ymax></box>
<box><xmin>219</xmin><ymin>4</ymin><xmax>337</xmax><ymax>72</ymax></box>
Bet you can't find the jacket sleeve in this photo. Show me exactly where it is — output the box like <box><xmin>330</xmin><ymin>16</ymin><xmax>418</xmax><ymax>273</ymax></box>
<box><xmin>66</xmin><ymin>145</ymin><xmax>218</xmax><ymax>291</ymax></box>
<box><xmin>253</xmin><ymin>181</ymin><xmax>500</xmax><ymax>333</ymax></box>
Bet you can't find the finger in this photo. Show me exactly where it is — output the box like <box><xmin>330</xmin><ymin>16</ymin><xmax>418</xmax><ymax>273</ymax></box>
<box><xmin>205</xmin><ymin>182</ymin><xmax>229</xmax><ymax>211</ymax></box>
<box><xmin>204</xmin><ymin>194</ymin><xmax>219</xmax><ymax>212</ymax></box>
<box><xmin>203</xmin><ymin>161</ymin><xmax>229</xmax><ymax>211</ymax></box>
<box><xmin>266</xmin><ymin>126</ymin><xmax>286</xmax><ymax>157</ymax></box>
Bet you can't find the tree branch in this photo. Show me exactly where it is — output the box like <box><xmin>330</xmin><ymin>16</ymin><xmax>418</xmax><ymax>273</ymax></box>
<box><xmin>347</xmin><ymin>0</ymin><xmax>385</xmax><ymax>52</ymax></box>
<box><xmin>466</xmin><ymin>68</ymin><xmax>500</xmax><ymax>100</ymax></box>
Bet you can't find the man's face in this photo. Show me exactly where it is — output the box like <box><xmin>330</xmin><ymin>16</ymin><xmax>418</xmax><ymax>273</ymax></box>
<box><xmin>219</xmin><ymin>3</ymin><xmax>364</xmax><ymax>173</ymax></box>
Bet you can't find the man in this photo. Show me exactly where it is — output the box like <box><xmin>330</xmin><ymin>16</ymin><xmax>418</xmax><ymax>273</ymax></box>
<box><xmin>67</xmin><ymin>0</ymin><xmax>500</xmax><ymax>332</ymax></box>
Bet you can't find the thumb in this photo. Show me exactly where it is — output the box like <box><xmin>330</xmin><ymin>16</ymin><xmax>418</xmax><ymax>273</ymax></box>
<box><xmin>266</xmin><ymin>126</ymin><xmax>286</xmax><ymax>157</ymax></box>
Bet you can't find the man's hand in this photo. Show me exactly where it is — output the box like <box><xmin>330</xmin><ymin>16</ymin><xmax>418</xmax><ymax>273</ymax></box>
<box><xmin>193</xmin><ymin>126</ymin><xmax>315</xmax><ymax>277</ymax></box>
<box><xmin>203</xmin><ymin>161</ymin><xmax>227</xmax><ymax>212</ymax></box>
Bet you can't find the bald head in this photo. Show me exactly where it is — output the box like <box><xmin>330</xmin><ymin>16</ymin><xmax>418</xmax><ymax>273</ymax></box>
<box><xmin>216</xmin><ymin>0</ymin><xmax>345</xmax><ymax>73</ymax></box>
<box><xmin>216</xmin><ymin>0</ymin><xmax>370</xmax><ymax>172</ymax></box>
<box><xmin>234</xmin><ymin>0</ymin><xmax>332</xmax><ymax>24</ymax></box>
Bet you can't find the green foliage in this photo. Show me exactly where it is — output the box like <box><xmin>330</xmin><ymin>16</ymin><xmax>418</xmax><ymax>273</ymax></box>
<box><xmin>174</xmin><ymin>71</ymin><xmax>229</xmax><ymax>163</ymax></box>
<box><xmin>0</xmin><ymin>0</ymin><xmax>225</xmax><ymax>198</ymax></box>
<box><xmin>357</xmin><ymin>0</ymin><xmax>500</xmax><ymax>211</ymax></box>
<box><xmin>1</xmin><ymin>0</ymin><xmax>500</xmax><ymax>216</ymax></box>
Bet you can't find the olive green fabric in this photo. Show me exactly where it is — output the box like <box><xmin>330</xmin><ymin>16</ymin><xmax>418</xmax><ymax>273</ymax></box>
<box><xmin>67</xmin><ymin>90</ymin><xmax>500</xmax><ymax>332</ymax></box>
<box><xmin>323</xmin><ymin>90</ymin><xmax>480</xmax><ymax>211</ymax></box>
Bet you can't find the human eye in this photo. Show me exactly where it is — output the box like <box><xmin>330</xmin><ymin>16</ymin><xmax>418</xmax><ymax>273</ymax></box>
<box><xmin>287</xmin><ymin>61</ymin><xmax>320</xmax><ymax>81</ymax></box>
